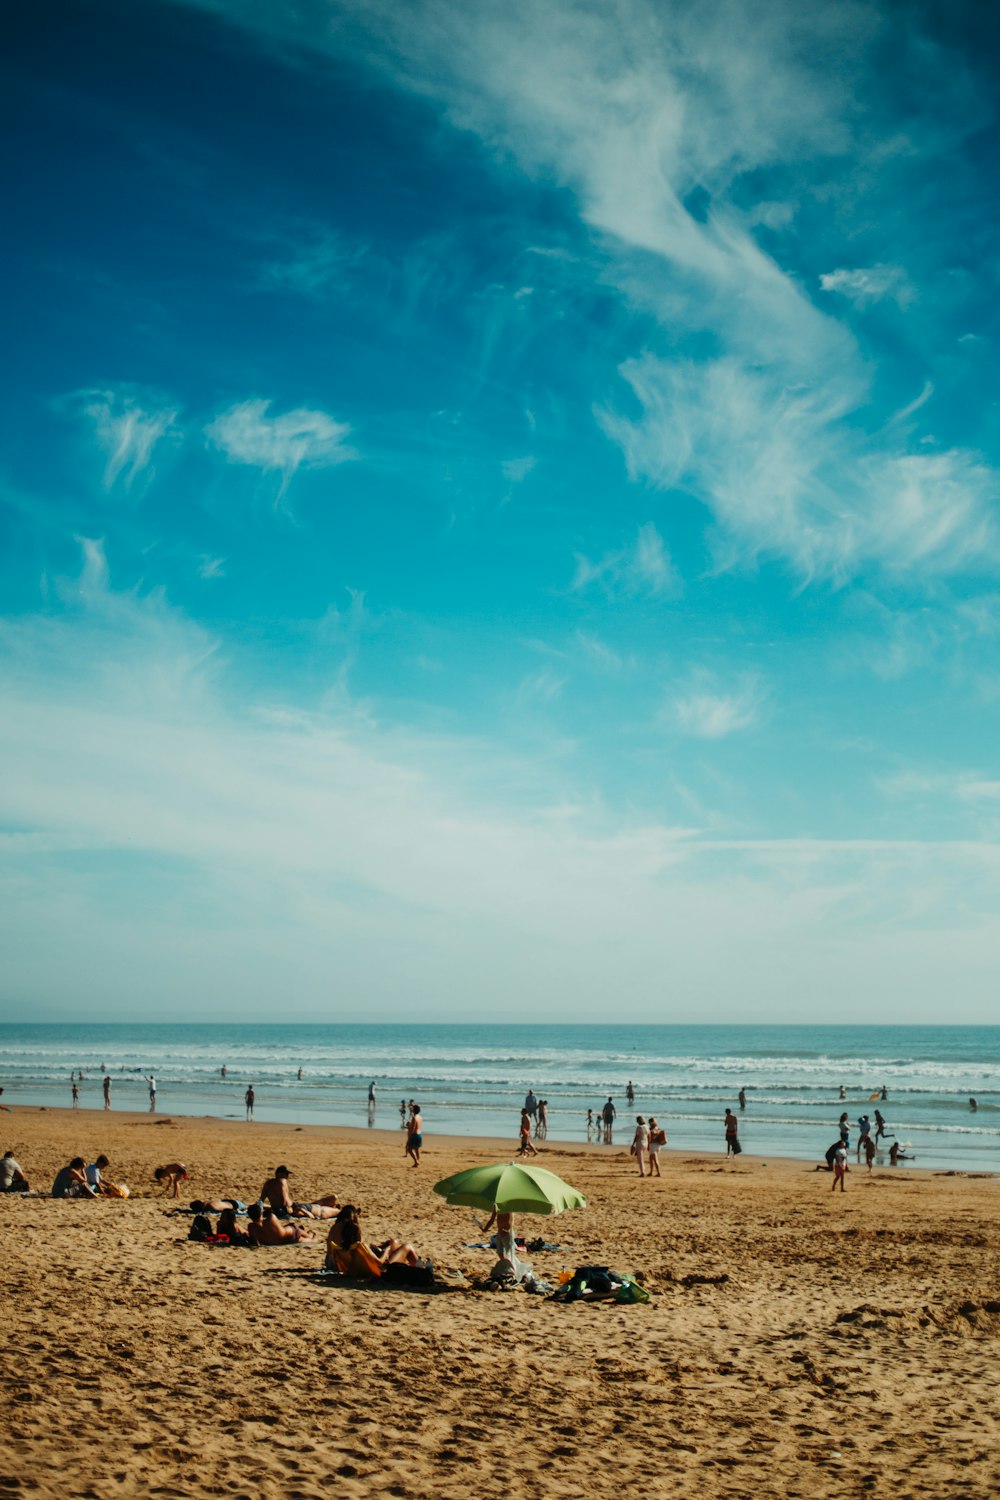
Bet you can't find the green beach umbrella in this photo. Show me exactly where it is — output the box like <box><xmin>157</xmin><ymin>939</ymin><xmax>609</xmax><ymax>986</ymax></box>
<box><xmin>432</xmin><ymin>1162</ymin><xmax>586</xmax><ymax>1216</ymax></box>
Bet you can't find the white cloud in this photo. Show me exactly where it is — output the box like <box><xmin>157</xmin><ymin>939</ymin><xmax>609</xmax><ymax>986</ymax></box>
<box><xmin>205</xmin><ymin>399</ymin><xmax>354</xmax><ymax>493</ymax></box>
<box><xmin>3</xmin><ymin>543</ymin><xmax>1000</xmax><ymax>1021</ymax></box>
<box><xmin>501</xmin><ymin>455</ymin><xmax>536</xmax><ymax>483</ymax></box>
<box><xmin>572</xmin><ymin>522</ymin><xmax>680</xmax><ymax>597</ymax></box>
<box><xmin>600</xmin><ymin>355</ymin><xmax>1000</xmax><ymax>581</ymax></box>
<box><xmin>820</xmin><ymin>263</ymin><xmax>915</xmax><ymax>308</ymax></box>
<box><xmin>674</xmin><ymin>675</ymin><xmax>763</xmax><ymax>739</ymax></box>
<box><xmin>75</xmin><ymin>388</ymin><xmax>179</xmax><ymax>488</ymax></box>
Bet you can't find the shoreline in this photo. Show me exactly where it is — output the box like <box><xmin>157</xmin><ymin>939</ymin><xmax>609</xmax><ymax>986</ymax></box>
<box><xmin>3</xmin><ymin>1102</ymin><xmax>994</xmax><ymax>1180</ymax></box>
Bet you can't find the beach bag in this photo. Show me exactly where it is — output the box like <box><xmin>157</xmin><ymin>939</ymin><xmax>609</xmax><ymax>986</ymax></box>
<box><xmin>188</xmin><ymin>1214</ymin><xmax>213</xmax><ymax>1242</ymax></box>
<box><xmin>731</xmin><ymin>1139</ymin><xmax>742</xmax><ymax>1154</ymax></box>
<box><xmin>382</xmin><ymin>1259</ymin><xmax>435</xmax><ymax>1289</ymax></box>
<box><xmin>105</xmin><ymin>1181</ymin><xmax>129</xmax><ymax>1199</ymax></box>
<box><xmin>651</xmin><ymin>1129</ymin><xmax>667</xmax><ymax>1146</ymax></box>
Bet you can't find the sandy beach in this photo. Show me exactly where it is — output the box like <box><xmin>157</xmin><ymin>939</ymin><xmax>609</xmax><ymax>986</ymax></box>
<box><xmin>2</xmin><ymin>1107</ymin><xmax>998</xmax><ymax>1499</ymax></box>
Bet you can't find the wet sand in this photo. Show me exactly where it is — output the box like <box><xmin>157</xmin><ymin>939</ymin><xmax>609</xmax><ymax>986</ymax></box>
<box><xmin>2</xmin><ymin>1107</ymin><xmax>999</xmax><ymax>1499</ymax></box>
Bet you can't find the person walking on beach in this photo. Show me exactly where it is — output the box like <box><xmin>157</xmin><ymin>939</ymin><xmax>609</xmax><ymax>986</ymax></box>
<box><xmin>245</xmin><ymin>1084</ymin><xmax>255</xmax><ymax>1122</ymax></box>
<box><xmin>647</xmin><ymin>1118</ymin><xmax>666</xmax><ymax>1177</ymax></box>
<box><xmin>602</xmin><ymin>1097</ymin><xmax>616</xmax><ymax>1143</ymax></box>
<box><xmin>632</xmin><ymin>1115</ymin><xmax>649</xmax><ymax>1177</ymax></box>
<box><xmin>518</xmin><ymin>1108</ymin><xmax>538</xmax><ymax>1156</ymax></box>
<box><xmin>524</xmin><ymin>1089</ymin><xmax>538</xmax><ymax>1121</ymax></box>
<box><xmin>146</xmin><ymin>1074</ymin><xmax>157</xmax><ymax>1112</ymax></box>
<box><xmin>838</xmin><ymin>1112</ymin><xmax>850</xmax><ymax>1148</ymax></box>
<box><xmin>724</xmin><ymin>1108</ymin><xmax>740</xmax><ymax>1156</ymax></box>
<box><xmin>71</xmin><ymin>1080</ymin><xmax>79</xmax><ymax>1109</ymax></box>
<box><xmin>856</xmin><ymin>1115</ymin><xmax>871</xmax><ymax>1161</ymax></box>
<box><xmin>738</xmin><ymin>1087</ymin><xmax>747</xmax><ymax>1111</ymax></box>
<box><xmin>535</xmin><ymin>1099</ymin><xmax>548</xmax><ymax>1139</ymax></box>
<box><xmin>626</xmin><ymin>1081</ymin><xmax>635</xmax><ymax>1105</ymax></box>
<box><xmin>863</xmin><ymin>1136</ymin><xmax>876</xmax><ymax>1172</ymax></box>
<box><xmin>368</xmin><ymin>1081</ymin><xmax>376</xmax><ymax>1106</ymax></box>
<box><xmin>405</xmin><ymin>1103</ymin><xmax>423</xmax><ymax>1167</ymax></box>
<box><xmin>832</xmin><ymin>1143</ymin><xmax>848</xmax><ymax>1191</ymax></box>
<box><xmin>586</xmin><ymin>1107</ymin><xmax>594</xmax><ymax>1139</ymax></box>
<box><xmin>102</xmin><ymin>1076</ymin><xmax>111</xmax><ymax>1111</ymax></box>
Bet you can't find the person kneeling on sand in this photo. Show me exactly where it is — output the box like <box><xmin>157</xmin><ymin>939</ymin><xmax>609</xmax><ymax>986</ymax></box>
<box><xmin>52</xmin><ymin>1158</ymin><xmax>97</xmax><ymax>1198</ymax></box>
<box><xmin>260</xmin><ymin>1165</ymin><xmax>340</xmax><ymax>1219</ymax></box>
<box><xmin>246</xmin><ymin>1203</ymin><xmax>319</xmax><ymax>1246</ymax></box>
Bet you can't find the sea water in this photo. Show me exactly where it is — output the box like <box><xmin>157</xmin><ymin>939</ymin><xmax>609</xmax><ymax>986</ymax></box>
<box><xmin>1</xmin><ymin>1022</ymin><xmax>997</xmax><ymax>1173</ymax></box>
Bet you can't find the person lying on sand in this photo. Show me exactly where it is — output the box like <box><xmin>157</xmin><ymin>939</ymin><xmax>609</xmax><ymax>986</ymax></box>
<box><xmin>189</xmin><ymin>1198</ymin><xmax>248</xmax><ymax>1215</ymax></box>
<box><xmin>246</xmin><ymin>1203</ymin><xmax>319</xmax><ymax>1246</ymax></box>
<box><xmin>260</xmin><ymin>1165</ymin><xmax>340</xmax><ymax>1219</ymax></box>
<box><xmin>153</xmin><ymin>1163</ymin><xmax>190</xmax><ymax>1198</ymax></box>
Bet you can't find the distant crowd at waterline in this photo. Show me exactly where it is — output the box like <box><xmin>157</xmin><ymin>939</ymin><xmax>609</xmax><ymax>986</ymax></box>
<box><xmin>13</xmin><ymin>1064</ymin><xmax>982</xmax><ymax>1179</ymax></box>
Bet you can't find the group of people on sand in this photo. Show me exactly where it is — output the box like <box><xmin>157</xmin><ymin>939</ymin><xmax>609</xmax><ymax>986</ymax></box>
<box><xmin>181</xmin><ymin>1165</ymin><xmax>422</xmax><ymax>1271</ymax></box>
<box><xmin>50</xmin><ymin>1154</ymin><xmax>125</xmax><ymax>1198</ymax></box>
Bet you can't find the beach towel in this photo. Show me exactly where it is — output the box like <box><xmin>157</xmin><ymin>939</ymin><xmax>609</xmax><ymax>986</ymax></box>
<box><xmin>549</xmin><ymin>1266</ymin><xmax>650</xmax><ymax>1305</ymax></box>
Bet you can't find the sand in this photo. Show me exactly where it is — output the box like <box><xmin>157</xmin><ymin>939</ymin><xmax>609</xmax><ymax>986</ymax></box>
<box><xmin>2</xmin><ymin>1107</ymin><xmax>998</xmax><ymax>1499</ymax></box>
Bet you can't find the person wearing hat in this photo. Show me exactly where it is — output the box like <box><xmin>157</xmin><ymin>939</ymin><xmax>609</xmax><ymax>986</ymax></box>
<box><xmin>260</xmin><ymin>1165</ymin><xmax>340</xmax><ymax>1219</ymax></box>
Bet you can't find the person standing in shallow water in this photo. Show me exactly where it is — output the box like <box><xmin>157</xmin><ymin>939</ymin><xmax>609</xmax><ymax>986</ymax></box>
<box><xmin>103</xmin><ymin>1076</ymin><xmax>111</xmax><ymax>1111</ymax></box>
<box><xmin>245</xmin><ymin>1084</ymin><xmax>255</xmax><ymax>1122</ymax></box>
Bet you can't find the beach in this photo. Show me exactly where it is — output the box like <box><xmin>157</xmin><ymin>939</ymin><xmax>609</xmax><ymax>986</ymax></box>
<box><xmin>3</xmin><ymin>1107</ymin><xmax>999</xmax><ymax>1499</ymax></box>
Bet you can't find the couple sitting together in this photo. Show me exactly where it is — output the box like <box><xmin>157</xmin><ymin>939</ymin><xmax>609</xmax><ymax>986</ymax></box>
<box><xmin>324</xmin><ymin>1203</ymin><xmax>419</xmax><ymax>1277</ymax></box>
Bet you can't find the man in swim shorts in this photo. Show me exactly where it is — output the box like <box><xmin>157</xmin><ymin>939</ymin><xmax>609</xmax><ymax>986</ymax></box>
<box><xmin>405</xmin><ymin>1104</ymin><xmax>423</xmax><ymax>1166</ymax></box>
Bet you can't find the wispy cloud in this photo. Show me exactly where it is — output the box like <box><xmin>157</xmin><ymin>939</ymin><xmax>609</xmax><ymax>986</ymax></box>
<box><xmin>601</xmin><ymin>356</ymin><xmax>1000</xmax><ymax>582</ymax></box>
<box><xmin>673</xmin><ymin>673</ymin><xmax>764</xmax><ymax>739</ymax></box>
<box><xmin>258</xmin><ymin>227</ymin><xmax>365</xmax><ymax>298</ymax></box>
<box><xmin>501</xmin><ymin>455</ymin><xmax>535</xmax><ymax>483</ymax></box>
<box><xmin>572</xmin><ymin>522</ymin><xmax>680</xmax><ymax>598</ymax></box>
<box><xmin>73</xmin><ymin>388</ymin><xmax>179</xmax><ymax>489</ymax></box>
<box><xmin>4</xmin><ymin>546</ymin><xmax>998</xmax><ymax>1019</ymax></box>
<box><xmin>205</xmin><ymin>399</ymin><xmax>355</xmax><ymax>494</ymax></box>
<box><xmin>820</xmin><ymin>263</ymin><xmax>915</xmax><ymax>309</ymax></box>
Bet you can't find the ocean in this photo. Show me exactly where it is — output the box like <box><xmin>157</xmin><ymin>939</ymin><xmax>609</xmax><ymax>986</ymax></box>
<box><xmin>1</xmin><ymin>1022</ymin><xmax>997</xmax><ymax>1173</ymax></box>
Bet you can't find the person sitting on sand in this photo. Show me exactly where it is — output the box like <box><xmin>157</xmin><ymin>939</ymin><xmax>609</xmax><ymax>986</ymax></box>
<box><xmin>52</xmin><ymin>1157</ymin><xmax>97</xmax><ymax>1198</ymax></box>
<box><xmin>480</xmin><ymin>1206</ymin><xmax>521</xmax><ymax>1278</ymax></box>
<box><xmin>0</xmin><ymin>1150</ymin><xmax>29</xmax><ymax>1192</ymax></box>
<box><xmin>85</xmin><ymin>1155</ymin><xmax>112</xmax><ymax>1194</ymax></box>
<box><xmin>888</xmin><ymin>1141</ymin><xmax>914</xmax><ymax>1165</ymax></box>
<box><xmin>246</xmin><ymin>1203</ymin><xmax>318</xmax><ymax>1246</ymax></box>
<box><xmin>216</xmin><ymin>1207</ymin><xmax>255</xmax><ymax>1247</ymax></box>
<box><xmin>261</xmin><ymin>1165</ymin><xmax>340</xmax><ymax>1219</ymax></box>
<box><xmin>325</xmin><ymin>1204</ymin><xmax>417</xmax><ymax>1275</ymax></box>
<box><xmin>153</xmin><ymin>1163</ymin><xmax>190</xmax><ymax>1198</ymax></box>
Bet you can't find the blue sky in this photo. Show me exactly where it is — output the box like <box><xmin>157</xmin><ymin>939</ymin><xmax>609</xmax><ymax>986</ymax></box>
<box><xmin>3</xmin><ymin>0</ymin><xmax>1000</xmax><ymax>1023</ymax></box>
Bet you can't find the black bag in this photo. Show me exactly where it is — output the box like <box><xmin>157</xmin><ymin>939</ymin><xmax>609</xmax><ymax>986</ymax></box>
<box><xmin>732</xmin><ymin>1139</ymin><xmax>743</xmax><ymax>1155</ymax></box>
<box><xmin>188</xmin><ymin>1214</ymin><xmax>213</xmax><ymax>1241</ymax></box>
<box><xmin>382</xmin><ymin>1259</ymin><xmax>435</xmax><ymax>1288</ymax></box>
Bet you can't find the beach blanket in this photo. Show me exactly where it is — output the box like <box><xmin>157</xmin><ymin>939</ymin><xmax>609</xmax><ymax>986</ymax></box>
<box><xmin>549</xmin><ymin>1266</ymin><xmax>649</xmax><ymax>1304</ymax></box>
